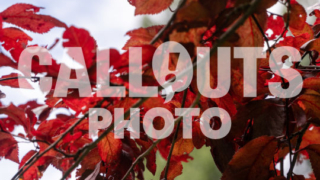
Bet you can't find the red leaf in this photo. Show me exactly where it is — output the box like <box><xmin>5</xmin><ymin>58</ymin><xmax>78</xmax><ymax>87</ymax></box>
<box><xmin>304</xmin><ymin>144</ymin><xmax>320</xmax><ymax>180</ymax></box>
<box><xmin>284</xmin><ymin>1</ymin><xmax>313</xmax><ymax>37</ymax></box>
<box><xmin>123</xmin><ymin>25</ymin><xmax>164</xmax><ymax>50</ymax></box>
<box><xmin>136</xmin><ymin>138</ymin><xmax>157</xmax><ymax>175</ymax></box>
<box><xmin>0</xmin><ymin>3</ymin><xmax>67</xmax><ymax>33</ymax></box>
<box><xmin>172</xmin><ymin>138</ymin><xmax>194</xmax><ymax>157</ymax></box>
<box><xmin>209</xmin><ymin>138</ymin><xmax>236</xmax><ymax>172</ymax></box>
<box><xmin>0</xmin><ymin>73</ymin><xmax>33</xmax><ymax>89</ymax></box>
<box><xmin>0</xmin><ymin>132</ymin><xmax>19</xmax><ymax>163</ymax></box>
<box><xmin>221</xmin><ymin>136</ymin><xmax>277</xmax><ymax>180</ymax></box>
<box><xmin>97</xmin><ymin>132</ymin><xmax>122</xmax><ymax>166</ymax></box>
<box><xmin>160</xmin><ymin>159</ymin><xmax>183</xmax><ymax>180</ymax></box>
<box><xmin>76</xmin><ymin>148</ymin><xmax>102</xmax><ymax>178</ymax></box>
<box><xmin>62</xmin><ymin>26</ymin><xmax>97</xmax><ymax>68</ymax></box>
<box><xmin>131</xmin><ymin>0</ymin><xmax>174</xmax><ymax>15</ymax></box>
<box><xmin>34</xmin><ymin>119</ymin><xmax>64</xmax><ymax>142</ymax></box>
<box><xmin>175</xmin><ymin>1</ymin><xmax>210</xmax><ymax>23</ymax></box>
<box><xmin>266</xmin><ymin>15</ymin><xmax>284</xmax><ymax>40</ymax></box>
<box><xmin>116</xmin><ymin>45</ymin><xmax>156</xmax><ymax>70</ymax></box>
<box><xmin>277</xmin><ymin>33</ymin><xmax>310</xmax><ymax>49</ymax></box>
<box><xmin>303</xmin><ymin>77</ymin><xmax>320</xmax><ymax>93</ymax></box>
<box><xmin>0</xmin><ymin>27</ymin><xmax>32</xmax><ymax>60</ymax></box>
<box><xmin>62</xmin><ymin>132</ymin><xmax>83</xmax><ymax>143</ymax></box>
<box><xmin>297</xmin><ymin>89</ymin><xmax>320</xmax><ymax>120</ymax></box>
<box><xmin>192</xmin><ymin>121</ymin><xmax>206</xmax><ymax>149</ymax></box>
<box><xmin>19</xmin><ymin>150</ymin><xmax>53</xmax><ymax>180</ymax></box>
<box><xmin>83</xmin><ymin>161</ymin><xmax>101</xmax><ymax>180</ymax></box>
<box><xmin>311</xmin><ymin>9</ymin><xmax>320</xmax><ymax>25</ymax></box>
<box><xmin>0</xmin><ymin>53</ymin><xmax>17</xmax><ymax>69</ymax></box>
<box><xmin>0</xmin><ymin>103</ymin><xmax>33</xmax><ymax>135</ymax></box>
<box><xmin>62</xmin><ymin>95</ymin><xmax>103</xmax><ymax>116</ymax></box>
<box><xmin>301</xmin><ymin>39</ymin><xmax>320</xmax><ymax>54</ymax></box>
<box><xmin>211</xmin><ymin>93</ymin><xmax>237</xmax><ymax>117</ymax></box>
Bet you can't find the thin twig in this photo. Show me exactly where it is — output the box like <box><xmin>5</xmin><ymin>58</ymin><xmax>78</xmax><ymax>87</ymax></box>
<box><xmin>0</xmin><ymin>76</ymin><xmax>39</xmax><ymax>83</ymax></box>
<box><xmin>286</xmin><ymin>122</ymin><xmax>311</xmax><ymax>180</ymax></box>
<box><xmin>251</xmin><ymin>13</ymin><xmax>294</xmax><ymax>165</ymax></box>
<box><xmin>163</xmin><ymin>89</ymin><xmax>188</xmax><ymax>179</ymax></box>
<box><xmin>121</xmin><ymin>92</ymin><xmax>201</xmax><ymax>180</ymax></box>
<box><xmin>11</xmin><ymin>99</ymin><xmax>107</xmax><ymax>180</ymax></box>
<box><xmin>150</xmin><ymin>0</ymin><xmax>187</xmax><ymax>45</ymax></box>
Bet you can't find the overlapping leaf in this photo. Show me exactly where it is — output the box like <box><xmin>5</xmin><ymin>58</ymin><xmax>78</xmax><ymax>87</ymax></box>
<box><xmin>0</xmin><ymin>3</ymin><xmax>66</xmax><ymax>33</ymax></box>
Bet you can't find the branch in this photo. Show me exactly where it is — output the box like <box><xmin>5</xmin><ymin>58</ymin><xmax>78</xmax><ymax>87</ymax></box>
<box><xmin>251</xmin><ymin>12</ymin><xmax>294</xmax><ymax>164</ymax></box>
<box><xmin>163</xmin><ymin>89</ymin><xmax>188</xmax><ymax>179</ymax></box>
<box><xmin>60</xmin><ymin>0</ymin><xmax>262</xmax><ymax>179</ymax></box>
<box><xmin>286</xmin><ymin>122</ymin><xmax>311</xmax><ymax>180</ymax></box>
<box><xmin>121</xmin><ymin>92</ymin><xmax>201</xmax><ymax>180</ymax></box>
<box><xmin>16</xmin><ymin>0</ymin><xmax>262</xmax><ymax>179</ymax></box>
<box><xmin>150</xmin><ymin>0</ymin><xmax>187</xmax><ymax>45</ymax></box>
<box><xmin>11</xmin><ymin>151</ymin><xmax>39</xmax><ymax>180</ymax></box>
<box><xmin>0</xmin><ymin>76</ymin><xmax>40</xmax><ymax>83</ymax></box>
<box><xmin>251</xmin><ymin>14</ymin><xmax>285</xmax><ymax>84</ymax></box>
<box><xmin>1</xmin><ymin>130</ymin><xmax>75</xmax><ymax>158</ymax></box>
<box><xmin>11</xmin><ymin>99</ymin><xmax>108</xmax><ymax>180</ymax></box>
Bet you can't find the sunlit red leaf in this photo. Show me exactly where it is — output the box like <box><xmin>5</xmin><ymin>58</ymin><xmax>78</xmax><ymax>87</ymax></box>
<box><xmin>131</xmin><ymin>0</ymin><xmax>174</xmax><ymax>15</ymax></box>
<box><xmin>277</xmin><ymin>33</ymin><xmax>310</xmax><ymax>50</ymax></box>
<box><xmin>266</xmin><ymin>15</ymin><xmax>284</xmax><ymax>40</ymax></box>
<box><xmin>97</xmin><ymin>132</ymin><xmax>122</xmax><ymax>166</ymax></box>
<box><xmin>123</xmin><ymin>25</ymin><xmax>164</xmax><ymax>50</ymax></box>
<box><xmin>19</xmin><ymin>150</ymin><xmax>53</xmax><ymax>180</ymax></box>
<box><xmin>0</xmin><ymin>103</ymin><xmax>33</xmax><ymax>135</ymax></box>
<box><xmin>0</xmin><ymin>3</ymin><xmax>67</xmax><ymax>33</ymax></box>
<box><xmin>62</xmin><ymin>26</ymin><xmax>97</xmax><ymax>68</ymax></box>
<box><xmin>284</xmin><ymin>1</ymin><xmax>313</xmax><ymax>37</ymax></box>
<box><xmin>172</xmin><ymin>137</ymin><xmax>194</xmax><ymax>156</ymax></box>
<box><xmin>0</xmin><ymin>27</ymin><xmax>32</xmax><ymax>60</ymax></box>
<box><xmin>160</xmin><ymin>159</ymin><xmax>183</xmax><ymax>180</ymax></box>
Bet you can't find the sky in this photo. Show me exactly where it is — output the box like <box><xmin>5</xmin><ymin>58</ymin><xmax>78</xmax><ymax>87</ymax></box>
<box><xmin>0</xmin><ymin>0</ymin><xmax>319</xmax><ymax>179</ymax></box>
